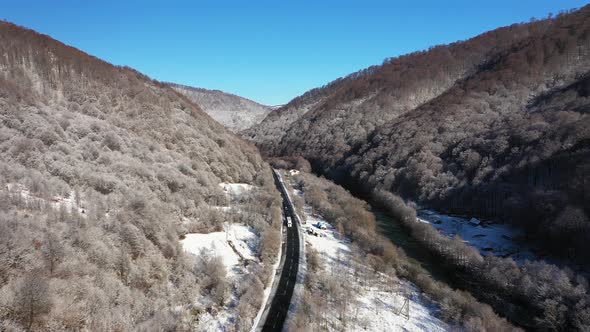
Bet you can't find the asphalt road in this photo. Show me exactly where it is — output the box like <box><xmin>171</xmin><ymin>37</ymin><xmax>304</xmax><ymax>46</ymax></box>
<box><xmin>262</xmin><ymin>171</ymin><xmax>301</xmax><ymax>332</ymax></box>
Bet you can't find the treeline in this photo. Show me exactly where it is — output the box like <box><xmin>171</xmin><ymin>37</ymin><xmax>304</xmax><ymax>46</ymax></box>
<box><xmin>372</xmin><ymin>189</ymin><xmax>590</xmax><ymax>331</ymax></box>
<box><xmin>290</xmin><ymin>172</ymin><xmax>518</xmax><ymax>331</ymax></box>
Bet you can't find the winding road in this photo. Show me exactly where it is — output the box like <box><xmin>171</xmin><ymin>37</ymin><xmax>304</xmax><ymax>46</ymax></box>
<box><xmin>261</xmin><ymin>170</ymin><xmax>301</xmax><ymax>332</ymax></box>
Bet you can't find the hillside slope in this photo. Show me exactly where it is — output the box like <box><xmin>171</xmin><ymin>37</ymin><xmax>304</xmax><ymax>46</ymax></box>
<box><xmin>244</xmin><ymin>15</ymin><xmax>549</xmax><ymax>156</ymax></box>
<box><xmin>0</xmin><ymin>21</ymin><xmax>280</xmax><ymax>331</ymax></box>
<box><xmin>245</xmin><ymin>7</ymin><xmax>590</xmax><ymax>261</ymax></box>
<box><xmin>170</xmin><ymin>83</ymin><xmax>271</xmax><ymax>132</ymax></box>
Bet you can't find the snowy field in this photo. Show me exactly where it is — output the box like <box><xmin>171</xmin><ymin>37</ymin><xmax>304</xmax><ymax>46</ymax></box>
<box><xmin>181</xmin><ymin>223</ymin><xmax>259</xmax><ymax>331</ymax></box>
<box><xmin>417</xmin><ymin>210</ymin><xmax>536</xmax><ymax>263</ymax></box>
<box><xmin>354</xmin><ymin>283</ymin><xmax>448</xmax><ymax>332</ymax></box>
<box><xmin>219</xmin><ymin>182</ymin><xmax>253</xmax><ymax>200</ymax></box>
<box><xmin>301</xmin><ymin>203</ymin><xmax>448</xmax><ymax>331</ymax></box>
<box><xmin>181</xmin><ymin>223</ymin><xmax>258</xmax><ymax>275</ymax></box>
<box><xmin>180</xmin><ymin>182</ymin><xmax>262</xmax><ymax>331</ymax></box>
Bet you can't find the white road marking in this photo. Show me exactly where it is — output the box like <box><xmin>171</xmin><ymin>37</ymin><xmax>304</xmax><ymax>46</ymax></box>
<box><xmin>272</xmin><ymin>312</ymin><xmax>281</xmax><ymax>328</ymax></box>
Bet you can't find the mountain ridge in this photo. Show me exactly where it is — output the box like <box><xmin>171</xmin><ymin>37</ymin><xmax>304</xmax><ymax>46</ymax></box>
<box><xmin>169</xmin><ymin>83</ymin><xmax>272</xmax><ymax>132</ymax></box>
<box><xmin>0</xmin><ymin>20</ymin><xmax>280</xmax><ymax>331</ymax></box>
<box><xmin>244</xmin><ymin>5</ymin><xmax>590</xmax><ymax>261</ymax></box>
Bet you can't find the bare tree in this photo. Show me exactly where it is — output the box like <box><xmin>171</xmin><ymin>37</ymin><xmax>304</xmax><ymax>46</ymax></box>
<box><xmin>200</xmin><ymin>255</ymin><xmax>228</xmax><ymax>306</ymax></box>
<box><xmin>13</xmin><ymin>273</ymin><xmax>52</xmax><ymax>330</ymax></box>
<box><xmin>42</xmin><ymin>232</ymin><xmax>64</xmax><ymax>276</ymax></box>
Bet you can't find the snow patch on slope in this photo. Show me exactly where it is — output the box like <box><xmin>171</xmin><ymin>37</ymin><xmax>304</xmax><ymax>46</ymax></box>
<box><xmin>297</xmin><ymin>192</ymin><xmax>448</xmax><ymax>331</ymax></box>
<box><xmin>170</xmin><ymin>84</ymin><xmax>272</xmax><ymax>132</ymax></box>
<box><xmin>181</xmin><ymin>223</ymin><xmax>258</xmax><ymax>275</ymax></box>
<box><xmin>417</xmin><ymin>210</ymin><xmax>536</xmax><ymax>263</ymax></box>
<box><xmin>181</xmin><ymin>223</ymin><xmax>260</xmax><ymax>331</ymax></box>
<box><xmin>4</xmin><ymin>183</ymin><xmax>87</xmax><ymax>217</ymax></box>
<box><xmin>219</xmin><ymin>182</ymin><xmax>254</xmax><ymax>200</ymax></box>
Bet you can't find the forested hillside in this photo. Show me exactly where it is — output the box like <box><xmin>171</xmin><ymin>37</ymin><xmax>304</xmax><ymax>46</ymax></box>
<box><xmin>244</xmin><ymin>11</ymin><xmax>551</xmax><ymax>157</ymax></box>
<box><xmin>0</xmin><ymin>21</ymin><xmax>279</xmax><ymax>330</ymax></box>
<box><xmin>169</xmin><ymin>83</ymin><xmax>271</xmax><ymax>132</ymax></box>
<box><xmin>246</xmin><ymin>6</ymin><xmax>590</xmax><ymax>263</ymax></box>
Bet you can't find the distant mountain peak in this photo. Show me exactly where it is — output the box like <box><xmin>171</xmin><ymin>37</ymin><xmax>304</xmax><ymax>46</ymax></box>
<box><xmin>168</xmin><ymin>83</ymin><xmax>272</xmax><ymax>132</ymax></box>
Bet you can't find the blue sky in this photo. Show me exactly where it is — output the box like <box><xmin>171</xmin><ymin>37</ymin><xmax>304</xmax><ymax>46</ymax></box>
<box><xmin>2</xmin><ymin>0</ymin><xmax>588</xmax><ymax>105</ymax></box>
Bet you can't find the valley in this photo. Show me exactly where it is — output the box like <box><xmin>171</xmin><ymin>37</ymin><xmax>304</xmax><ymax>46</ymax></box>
<box><xmin>1</xmin><ymin>2</ymin><xmax>590</xmax><ymax>331</ymax></box>
<box><xmin>247</xmin><ymin>6</ymin><xmax>590</xmax><ymax>331</ymax></box>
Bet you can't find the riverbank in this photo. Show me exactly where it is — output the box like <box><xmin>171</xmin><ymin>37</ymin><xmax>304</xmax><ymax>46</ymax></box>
<box><xmin>372</xmin><ymin>189</ymin><xmax>590</xmax><ymax>331</ymax></box>
<box><xmin>285</xmin><ymin>171</ymin><xmax>518</xmax><ymax>331</ymax></box>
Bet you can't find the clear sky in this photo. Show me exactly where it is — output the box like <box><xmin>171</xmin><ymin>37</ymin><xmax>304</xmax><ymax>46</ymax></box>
<box><xmin>2</xmin><ymin>0</ymin><xmax>588</xmax><ymax>105</ymax></box>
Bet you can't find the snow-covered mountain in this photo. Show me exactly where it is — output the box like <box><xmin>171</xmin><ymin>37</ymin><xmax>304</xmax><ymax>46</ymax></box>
<box><xmin>0</xmin><ymin>21</ymin><xmax>281</xmax><ymax>331</ymax></box>
<box><xmin>169</xmin><ymin>83</ymin><xmax>272</xmax><ymax>132</ymax></box>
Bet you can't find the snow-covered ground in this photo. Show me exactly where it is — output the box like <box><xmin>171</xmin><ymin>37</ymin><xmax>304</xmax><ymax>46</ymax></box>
<box><xmin>170</xmin><ymin>84</ymin><xmax>272</xmax><ymax>132</ymax></box>
<box><xmin>417</xmin><ymin>210</ymin><xmax>536</xmax><ymax>263</ymax></box>
<box><xmin>181</xmin><ymin>223</ymin><xmax>260</xmax><ymax>331</ymax></box>
<box><xmin>354</xmin><ymin>283</ymin><xmax>448</xmax><ymax>332</ymax></box>
<box><xmin>4</xmin><ymin>183</ymin><xmax>87</xmax><ymax>216</ymax></box>
<box><xmin>304</xmin><ymin>214</ymin><xmax>351</xmax><ymax>261</ymax></box>
<box><xmin>219</xmin><ymin>182</ymin><xmax>254</xmax><ymax>200</ymax></box>
<box><xmin>181</xmin><ymin>183</ymin><xmax>261</xmax><ymax>331</ymax></box>
<box><xmin>181</xmin><ymin>223</ymin><xmax>258</xmax><ymax>275</ymax></box>
<box><xmin>293</xmin><ymin>188</ymin><xmax>303</xmax><ymax>197</ymax></box>
<box><xmin>301</xmin><ymin>203</ymin><xmax>448</xmax><ymax>331</ymax></box>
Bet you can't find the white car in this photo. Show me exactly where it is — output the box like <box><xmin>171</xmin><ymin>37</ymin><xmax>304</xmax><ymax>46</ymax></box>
<box><xmin>287</xmin><ymin>217</ymin><xmax>292</xmax><ymax>228</ymax></box>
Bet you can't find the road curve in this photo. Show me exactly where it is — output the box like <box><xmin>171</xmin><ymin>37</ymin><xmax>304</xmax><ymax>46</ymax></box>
<box><xmin>261</xmin><ymin>170</ymin><xmax>301</xmax><ymax>332</ymax></box>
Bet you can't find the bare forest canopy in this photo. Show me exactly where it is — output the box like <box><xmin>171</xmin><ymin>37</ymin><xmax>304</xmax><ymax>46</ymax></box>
<box><xmin>1</xmin><ymin>3</ymin><xmax>590</xmax><ymax>331</ymax></box>
<box><xmin>0</xmin><ymin>21</ymin><xmax>281</xmax><ymax>331</ymax></box>
<box><xmin>245</xmin><ymin>5</ymin><xmax>590</xmax><ymax>265</ymax></box>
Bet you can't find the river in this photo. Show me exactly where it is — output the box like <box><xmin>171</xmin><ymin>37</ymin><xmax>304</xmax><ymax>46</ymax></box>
<box><xmin>372</xmin><ymin>209</ymin><xmax>455</xmax><ymax>283</ymax></box>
